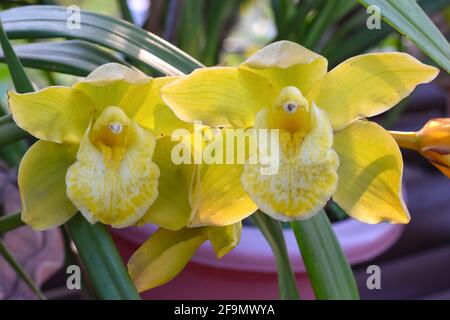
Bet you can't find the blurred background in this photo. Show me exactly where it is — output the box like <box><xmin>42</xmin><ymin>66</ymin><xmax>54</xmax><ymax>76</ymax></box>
<box><xmin>0</xmin><ymin>0</ymin><xmax>449</xmax><ymax>300</ymax></box>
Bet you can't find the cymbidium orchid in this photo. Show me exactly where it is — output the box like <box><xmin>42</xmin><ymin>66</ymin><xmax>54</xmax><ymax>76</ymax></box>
<box><xmin>162</xmin><ymin>40</ymin><xmax>439</xmax><ymax>224</ymax></box>
<box><xmin>128</xmin><ymin>130</ymin><xmax>257</xmax><ymax>292</ymax></box>
<box><xmin>8</xmin><ymin>61</ymin><xmax>255</xmax><ymax>291</ymax></box>
<box><xmin>8</xmin><ymin>63</ymin><xmax>182</xmax><ymax>229</ymax></box>
<box><xmin>390</xmin><ymin>118</ymin><xmax>450</xmax><ymax>178</ymax></box>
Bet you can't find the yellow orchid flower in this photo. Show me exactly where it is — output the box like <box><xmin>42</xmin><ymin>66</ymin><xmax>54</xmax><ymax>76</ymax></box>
<box><xmin>161</xmin><ymin>40</ymin><xmax>440</xmax><ymax>224</ymax></box>
<box><xmin>128</xmin><ymin>131</ymin><xmax>256</xmax><ymax>292</ymax></box>
<box><xmin>9</xmin><ymin>63</ymin><xmax>183</xmax><ymax>230</ymax></box>
<box><xmin>390</xmin><ymin>118</ymin><xmax>450</xmax><ymax>178</ymax></box>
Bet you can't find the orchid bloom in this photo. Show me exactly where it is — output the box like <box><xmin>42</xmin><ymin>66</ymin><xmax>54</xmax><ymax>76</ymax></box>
<box><xmin>162</xmin><ymin>41</ymin><xmax>439</xmax><ymax>224</ymax></box>
<box><xmin>9</xmin><ymin>63</ymin><xmax>181</xmax><ymax>229</ymax></box>
<box><xmin>390</xmin><ymin>118</ymin><xmax>450</xmax><ymax>178</ymax></box>
<box><xmin>9</xmin><ymin>61</ymin><xmax>254</xmax><ymax>290</ymax></box>
<box><xmin>128</xmin><ymin>131</ymin><xmax>256</xmax><ymax>292</ymax></box>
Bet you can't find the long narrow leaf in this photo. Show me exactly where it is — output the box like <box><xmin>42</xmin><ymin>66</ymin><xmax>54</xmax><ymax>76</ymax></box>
<box><xmin>0</xmin><ymin>240</ymin><xmax>46</xmax><ymax>300</ymax></box>
<box><xmin>290</xmin><ymin>210</ymin><xmax>359</xmax><ymax>300</ymax></box>
<box><xmin>249</xmin><ymin>212</ymin><xmax>300</xmax><ymax>300</ymax></box>
<box><xmin>66</xmin><ymin>215</ymin><xmax>141</xmax><ymax>300</ymax></box>
<box><xmin>118</xmin><ymin>0</ymin><xmax>134</xmax><ymax>24</ymax></box>
<box><xmin>0</xmin><ymin>212</ymin><xmax>24</xmax><ymax>236</ymax></box>
<box><xmin>324</xmin><ymin>0</ymin><xmax>449</xmax><ymax>67</ymax></box>
<box><xmin>358</xmin><ymin>0</ymin><xmax>450</xmax><ymax>72</ymax></box>
<box><xmin>0</xmin><ymin>24</ymin><xmax>141</xmax><ymax>300</ymax></box>
<box><xmin>303</xmin><ymin>0</ymin><xmax>340</xmax><ymax>50</ymax></box>
<box><xmin>0</xmin><ymin>5</ymin><xmax>203</xmax><ymax>75</ymax></box>
<box><xmin>0</xmin><ymin>40</ymin><xmax>131</xmax><ymax>76</ymax></box>
<box><xmin>0</xmin><ymin>19</ymin><xmax>33</xmax><ymax>93</ymax></box>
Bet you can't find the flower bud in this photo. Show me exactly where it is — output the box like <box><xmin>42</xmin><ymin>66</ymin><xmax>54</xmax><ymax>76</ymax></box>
<box><xmin>390</xmin><ymin>118</ymin><xmax>450</xmax><ymax>178</ymax></box>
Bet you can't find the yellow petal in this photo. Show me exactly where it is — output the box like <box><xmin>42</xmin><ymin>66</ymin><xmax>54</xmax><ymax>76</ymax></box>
<box><xmin>240</xmin><ymin>40</ymin><xmax>328</xmax><ymax>94</ymax></box>
<box><xmin>241</xmin><ymin>103</ymin><xmax>339</xmax><ymax>220</ymax></box>
<box><xmin>333</xmin><ymin>120</ymin><xmax>410</xmax><ymax>224</ymax></box>
<box><xmin>161</xmin><ymin>67</ymin><xmax>276</xmax><ymax>128</ymax></box>
<box><xmin>128</xmin><ymin>227</ymin><xmax>207</xmax><ymax>292</ymax></box>
<box><xmin>189</xmin><ymin>163</ymin><xmax>257</xmax><ymax>227</ymax></box>
<box><xmin>19</xmin><ymin>141</ymin><xmax>78</xmax><ymax>230</ymax></box>
<box><xmin>306</xmin><ymin>53</ymin><xmax>439</xmax><ymax>131</ymax></box>
<box><xmin>206</xmin><ymin>222</ymin><xmax>242</xmax><ymax>259</ymax></box>
<box><xmin>8</xmin><ymin>87</ymin><xmax>93</xmax><ymax>144</ymax></box>
<box><xmin>133</xmin><ymin>76</ymin><xmax>191</xmax><ymax>136</ymax></box>
<box><xmin>137</xmin><ymin>136</ymin><xmax>194</xmax><ymax>230</ymax></box>
<box><xmin>73</xmin><ymin>63</ymin><xmax>153</xmax><ymax>118</ymax></box>
<box><xmin>66</xmin><ymin>107</ymin><xmax>160</xmax><ymax>228</ymax></box>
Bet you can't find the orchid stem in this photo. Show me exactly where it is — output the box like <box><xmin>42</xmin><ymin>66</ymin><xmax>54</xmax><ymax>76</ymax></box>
<box><xmin>388</xmin><ymin>130</ymin><xmax>419</xmax><ymax>151</ymax></box>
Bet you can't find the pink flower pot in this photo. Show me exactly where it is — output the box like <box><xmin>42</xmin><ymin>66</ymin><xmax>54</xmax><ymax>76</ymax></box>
<box><xmin>112</xmin><ymin>218</ymin><xmax>404</xmax><ymax>300</ymax></box>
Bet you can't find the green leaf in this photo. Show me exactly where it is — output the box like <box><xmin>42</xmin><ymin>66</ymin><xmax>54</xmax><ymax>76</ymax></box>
<box><xmin>0</xmin><ymin>240</ymin><xmax>46</xmax><ymax>300</ymax></box>
<box><xmin>323</xmin><ymin>0</ymin><xmax>449</xmax><ymax>67</ymax></box>
<box><xmin>290</xmin><ymin>210</ymin><xmax>359</xmax><ymax>300</ymax></box>
<box><xmin>0</xmin><ymin>5</ymin><xmax>203</xmax><ymax>75</ymax></box>
<box><xmin>0</xmin><ymin>114</ymin><xmax>28</xmax><ymax>148</ymax></box>
<box><xmin>0</xmin><ymin>19</ymin><xmax>33</xmax><ymax>146</ymax></box>
<box><xmin>303</xmin><ymin>0</ymin><xmax>340</xmax><ymax>50</ymax></box>
<box><xmin>0</xmin><ymin>106</ymin><xmax>27</xmax><ymax>167</ymax></box>
<box><xmin>0</xmin><ymin>40</ymin><xmax>131</xmax><ymax>77</ymax></box>
<box><xmin>177</xmin><ymin>0</ymin><xmax>205</xmax><ymax>59</ymax></box>
<box><xmin>0</xmin><ymin>19</ymin><xmax>33</xmax><ymax>93</ymax></box>
<box><xmin>358</xmin><ymin>0</ymin><xmax>450</xmax><ymax>72</ymax></box>
<box><xmin>250</xmin><ymin>212</ymin><xmax>300</xmax><ymax>300</ymax></box>
<box><xmin>66</xmin><ymin>215</ymin><xmax>141</xmax><ymax>300</ymax></box>
<box><xmin>202</xmin><ymin>0</ymin><xmax>240</xmax><ymax>66</ymax></box>
<box><xmin>118</xmin><ymin>0</ymin><xmax>134</xmax><ymax>24</ymax></box>
<box><xmin>0</xmin><ymin>23</ymin><xmax>141</xmax><ymax>300</ymax></box>
<box><xmin>0</xmin><ymin>212</ymin><xmax>24</xmax><ymax>236</ymax></box>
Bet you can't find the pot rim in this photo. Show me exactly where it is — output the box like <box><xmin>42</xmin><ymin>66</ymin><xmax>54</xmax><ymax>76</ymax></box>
<box><xmin>112</xmin><ymin>218</ymin><xmax>404</xmax><ymax>273</ymax></box>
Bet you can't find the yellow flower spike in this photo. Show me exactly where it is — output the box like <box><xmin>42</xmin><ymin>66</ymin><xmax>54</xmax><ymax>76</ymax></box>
<box><xmin>162</xmin><ymin>40</ymin><xmax>438</xmax><ymax>223</ymax></box>
<box><xmin>128</xmin><ymin>223</ymin><xmax>241</xmax><ymax>292</ymax></box>
<box><xmin>9</xmin><ymin>63</ymin><xmax>172</xmax><ymax>229</ymax></box>
<box><xmin>390</xmin><ymin>118</ymin><xmax>450</xmax><ymax>178</ymax></box>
